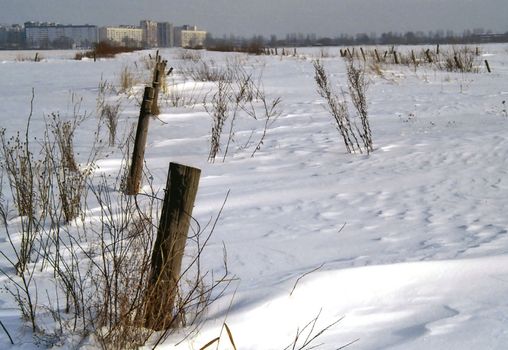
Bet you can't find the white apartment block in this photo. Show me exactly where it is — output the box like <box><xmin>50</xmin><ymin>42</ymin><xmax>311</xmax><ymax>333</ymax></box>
<box><xmin>24</xmin><ymin>22</ymin><xmax>98</xmax><ymax>48</ymax></box>
<box><xmin>99</xmin><ymin>26</ymin><xmax>143</xmax><ymax>47</ymax></box>
<box><xmin>174</xmin><ymin>25</ymin><xmax>207</xmax><ymax>48</ymax></box>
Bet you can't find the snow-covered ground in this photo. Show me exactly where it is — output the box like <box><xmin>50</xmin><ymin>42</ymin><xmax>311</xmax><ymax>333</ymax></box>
<box><xmin>1</xmin><ymin>44</ymin><xmax>508</xmax><ymax>349</ymax></box>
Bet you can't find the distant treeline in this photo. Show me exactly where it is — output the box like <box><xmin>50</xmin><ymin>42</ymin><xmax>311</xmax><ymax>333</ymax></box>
<box><xmin>205</xmin><ymin>30</ymin><xmax>508</xmax><ymax>50</ymax></box>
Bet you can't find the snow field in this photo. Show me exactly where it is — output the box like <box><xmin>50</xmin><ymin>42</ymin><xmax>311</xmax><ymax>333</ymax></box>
<box><xmin>0</xmin><ymin>44</ymin><xmax>507</xmax><ymax>349</ymax></box>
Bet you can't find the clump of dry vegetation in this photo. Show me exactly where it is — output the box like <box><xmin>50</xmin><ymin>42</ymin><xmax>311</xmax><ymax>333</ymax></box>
<box><xmin>0</xmin><ymin>85</ymin><xmax>233</xmax><ymax>348</ymax></box>
<box><xmin>313</xmin><ymin>59</ymin><xmax>372</xmax><ymax>154</ymax></box>
<box><xmin>203</xmin><ymin>60</ymin><xmax>282</xmax><ymax>162</ymax></box>
<box><xmin>75</xmin><ymin>41</ymin><xmax>140</xmax><ymax>60</ymax></box>
<box><xmin>341</xmin><ymin>45</ymin><xmax>485</xmax><ymax>74</ymax></box>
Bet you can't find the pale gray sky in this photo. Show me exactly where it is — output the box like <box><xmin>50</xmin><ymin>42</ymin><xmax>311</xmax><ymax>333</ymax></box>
<box><xmin>1</xmin><ymin>0</ymin><xmax>507</xmax><ymax>37</ymax></box>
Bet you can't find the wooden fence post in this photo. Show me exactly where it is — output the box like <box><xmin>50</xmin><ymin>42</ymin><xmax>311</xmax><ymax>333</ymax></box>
<box><xmin>485</xmin><ymin>60</ymin><xmax>491</xmax><ymax>73</ymax></box>
<box><xmin>425</xmin><ymin>49</ymin><xmax>433</xmax><ymax>63</ymax></box>
<box><xmin>374</xmin><ymin>49</ymin><xmax>380</xmax><ymax>62</ymax></box>
<box><xmin>125</xmin><ymin>86</ymin><xmax>155</xmax><ymax>195</ymax></box>
<box><xmin>393</xmin><ymin>51</ymin><xmax>399</xmax><ymax>64</ymax></box>
<box><xmin>454</xmin><ymin>55</ymin><xmax>463</xmax><ymax>71</ymax></box>
<box><xmin>145</xmin><ymin>162</ymin><xmax>201</xmax><ymax>330</ymax></box>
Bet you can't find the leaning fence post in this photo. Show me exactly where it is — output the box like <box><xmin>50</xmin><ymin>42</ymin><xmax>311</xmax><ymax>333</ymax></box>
<box><xmin>145</xmin><ymin>162</ymin><xmax>201</xmax><ymax>330</ymax></box>
<box><xmin>425</xmin><ymin>49</ymin><xmax>433</xmax><ymax>63</ymax></box>
<box><xmin>485</xmin><ymin>60</ymin><xmax>491</xmax><ymax>73</ymax></box>
<box><xmin>125</xmin><ymin>86</ymin><xmax>155</xmax><ymax>195</ymax></box>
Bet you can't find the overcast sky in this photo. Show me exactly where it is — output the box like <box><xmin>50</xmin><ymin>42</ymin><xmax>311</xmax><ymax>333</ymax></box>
<box><xmin>1</xmin><ymin>0</ymin><xmax>507</xmax><ymax>37</ymax></box>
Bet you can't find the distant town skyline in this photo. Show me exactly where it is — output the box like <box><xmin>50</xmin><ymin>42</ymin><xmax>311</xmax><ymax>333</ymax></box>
<box><xmin>1</xmin><ymin>0</ymin><xmax>507</xmax><ymax>37</ymax></box>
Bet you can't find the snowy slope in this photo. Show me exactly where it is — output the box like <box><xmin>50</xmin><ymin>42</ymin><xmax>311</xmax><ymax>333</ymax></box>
<box><xmin>1</xmin><ymin>44</ymin><xmax>508</xmax><ymax>349</ymax></box>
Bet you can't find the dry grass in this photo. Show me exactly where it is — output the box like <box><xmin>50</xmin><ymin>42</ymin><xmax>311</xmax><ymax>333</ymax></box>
<box><xmin>177</xmin><ymin>49</ymin><xmax>202</xmax><ymax>62</ymax></box>
<box><xmin>313</xmin><ymin>59</ymin><xmax>363</xmax><ymax>154</ymax></box>
<box><xmin>118</xmin><ymin>65</ymin><xmax>137</xmax><ymax>94</ymax></box>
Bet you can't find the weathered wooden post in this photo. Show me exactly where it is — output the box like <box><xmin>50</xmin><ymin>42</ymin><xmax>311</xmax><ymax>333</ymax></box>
<box><xmin>436</xmin><ymin>44</ymin><xmax>440</xmax><ymax>55</ymax></box>
<box><xmin>125</xmin><ymin>86</ymin><xmax>155</xmax><ymax>195</ymax></box>
<box><xmin>34</xmin><ymin>52</ymin><xmax>39</xmax><ymax>62</ymax></box>
<box><xmin>454</xmin><ymin>55</ymin><xmax>462</xmax><ymax>71</ymax></box>
<box><xmin>360</xmin><ymin>47</ymin><xmax>366</xmax><ymax>61</ymax></box>
<box><xmin>425</xmin><ymin>49</ymin><xmax>433</xmax><ymax>63</ymax></box>
<box><xmin>374</xmin><ymin>49</ymin><xmax>380</xmax><ymax>62</ymax></box>
<box><xmin>393</xmin><ymin>51</ymin><xmax>399</xmax><ymax>64</ymax></box>
<box><xmin>151</xmin><ymin>57</ymin><xmax>166</xmax><ymax>115</ymax></box>
<box><xmin>485</xmin><ymin>60</ymin><xmax>491</xmax><ymax>73</ymax></box>
<box><xmin>145</xmin><ymin>162</ymin><xmax>201</xmax><ymax>330</ymax></box>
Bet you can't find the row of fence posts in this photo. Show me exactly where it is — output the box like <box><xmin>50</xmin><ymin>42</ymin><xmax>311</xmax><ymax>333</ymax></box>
<box><xmin>125</xmin><ymin>51</ymin><xmax>201</xmax><ymax>330</ymax></box>
<box><xmin>339</xmin><ymin>44</ymin><xmax>492</xmax><ymax>72</ymax></box>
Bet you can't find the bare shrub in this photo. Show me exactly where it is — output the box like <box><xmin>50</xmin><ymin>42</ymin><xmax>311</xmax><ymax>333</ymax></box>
<box><xmin>206</xmin><ymin>79</ymin><xmax>230</xmax><ymax>162</ymax></box>
<box><xmin>177</xmin><ymin>49</ymin><xmax>202</xmax><ymax>62</ymax></box>
<box><xmin>97</xmin><ymin>78</ymin><xmax>123</xmax><ymax>147</ymax></box>
<box><xmin>313</xmin><ymin>60</ymin><xmax>363</xmax><ymax>154</ymax></box>
<box><xmin>203</xmin><ymin>61</ymin><xmax>281</xmax><ymax>161</ymax></box>
<box><xmin>100</xmin><ymin>104</ymin><xmax>121</xmax><ymax>146</ymax></box>
<box><xmin>181</xmin><ymin>59</ymin><xmax>232</xmax><ymax>82</ymax></box>
<box><xmin>250</xmin><ymin>96</ymin><xmax>282</xmax><ymax>157</ymax></box>
<box><xmin>118</xmin><ymin>65</ymin><xmax>136</xmax><ymax>94</ymax></box>
<box><xmin>75</xmin><ymin>41</ymin><xmax>139</xmax><ymax>60</ymax></box>
<box><xmin>440</xmin><ymin>46</ymin><xmax>480</xmax><ymax>73</ymax></box>
<box><xmin>346</xmin><ymin>60</ymin><xmax>373</xmax><ymax>153</ymax></box>
<box><xmin>44</xmin><ymin>106</ymin><xmax>97</xmax><ymax>223</ymax></box>
<box><xmin>165</xmin><ymin>80</ymin><xmax>203</xmax><ymax>108</ymax></box>
<box><xmin>0</xmin><ymin>177</ymin><xmax>38</xmax><ymax>331</ymax></box>
<box><xmin>0</xmin><ymin>91</ymin><xmax>41</xmax><ymax>274</ymax></box>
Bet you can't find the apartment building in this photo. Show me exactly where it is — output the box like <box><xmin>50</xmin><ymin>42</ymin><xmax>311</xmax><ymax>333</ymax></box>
<box><xmin>99</xmin><ymin>26</ymin><xmax>143</xmax><ymax>47</ymax></box>
<box><xmin>174</xmin><ymin>25</ymin><xmax>207</xmax><ymax>48</ymax></box>
<box><xmin>140</xmin><ymin>20</ymin><xmax>158</xmax><ymax>47</ymax></box>
<box><xmin>157</xmin><ymin>22</ymin><xmax>174</xmax><ymax>47</ymax></box>
<box><xmin>0</xmin><ymin>24</ymin><xmax>24</xmax><ymax>49</ymax></box>
<box><xmin>24</xmin><ymin>22</ymin><xmax>98</xmax><ymax>48</ymax></box>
